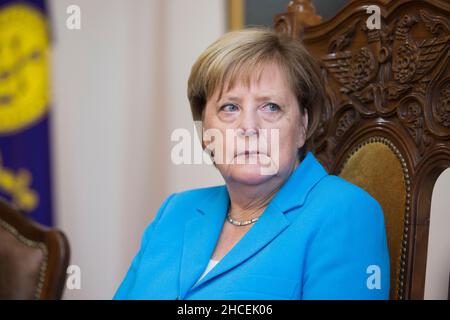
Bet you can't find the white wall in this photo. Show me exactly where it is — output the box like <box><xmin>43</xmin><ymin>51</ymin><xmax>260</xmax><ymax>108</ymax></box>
<box><xmin>425</xmin><ymin>168</ymin><xmax>450</xmax><ymax>300</ymax></box>
<box><xmin>49</xmin><ymin>0</ymin><xmax>225</xmax><ymax>299</ymax></box>
<box><xmin>163</xmin><ymin>0</ymin><xmax>227</xmax><ymax>192</ymax></box>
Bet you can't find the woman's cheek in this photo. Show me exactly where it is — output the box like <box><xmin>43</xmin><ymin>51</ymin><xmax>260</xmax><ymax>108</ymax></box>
<box><xmin>278</xmin><ymin>131</ymin><xmax>297</xmax><ymax>163</ymax></box>
<box><xmin>211</xmin><ymin>128</ymin><xmax>235</xmax><ymax>165</ymax></box>
<box><xmin>223</xmin><ymin>132</ymin><xmax>235</xmax><ymax>164</ymax></box>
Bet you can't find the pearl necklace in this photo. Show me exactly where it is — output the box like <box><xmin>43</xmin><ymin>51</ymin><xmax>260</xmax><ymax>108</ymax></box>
<box><xmin>226</xmin><ymin>213</ymin><xmax>259</xmax><ymax>226</ymax></box>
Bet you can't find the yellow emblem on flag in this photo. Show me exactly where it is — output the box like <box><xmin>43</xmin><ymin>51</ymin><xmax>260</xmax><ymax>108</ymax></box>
<box><xmin>0</xmin><ymin>4</ymin><xmax>49</xmax><ymax>135</ymax></box>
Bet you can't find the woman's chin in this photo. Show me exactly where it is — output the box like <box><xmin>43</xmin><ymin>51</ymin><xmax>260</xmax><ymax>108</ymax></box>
<box><xmin>229</xmin><ymin>163</ymin><xmax>275</xmax><ymax>185</ymax></box>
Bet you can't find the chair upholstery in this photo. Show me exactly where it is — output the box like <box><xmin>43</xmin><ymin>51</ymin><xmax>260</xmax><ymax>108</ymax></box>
<box><xmin>0</xmin><ymin>198</ymin><xmax>70</xmax><ymax>299</ymax></box>
<box><xmin>274</xmin><ymin>0</ymin><xmax>449</xmax><ymax>299</ymax></box>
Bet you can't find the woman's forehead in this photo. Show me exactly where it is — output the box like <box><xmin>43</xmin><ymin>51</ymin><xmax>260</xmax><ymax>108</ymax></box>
<box><xmin>213</xmin><ymin>62</ymin><xmax>292</xmax><ymax>101</ymax></box>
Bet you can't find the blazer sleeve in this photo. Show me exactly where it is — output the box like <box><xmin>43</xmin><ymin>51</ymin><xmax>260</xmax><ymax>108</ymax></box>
<box><xmin>301</xmin><ymin>192</ymin><xmax>390</xmax><ymax>300</ymax></box>
<box><xmin>113</xmin><ymin>193</ymin><xmax>176</xmax><ymax>299</ymax></box>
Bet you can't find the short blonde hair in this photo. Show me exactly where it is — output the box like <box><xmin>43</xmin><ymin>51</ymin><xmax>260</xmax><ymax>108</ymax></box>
<box><xmin>187</xmin><ymin>27</ymin><xmax>325</xmax><ymax>155</ymax></box>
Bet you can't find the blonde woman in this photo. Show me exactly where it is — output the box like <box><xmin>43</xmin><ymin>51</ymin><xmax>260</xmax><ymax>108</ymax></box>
<box><xmin>114</xmin><ymin>28</ymin><xmax>389</xmax><ymax>300</ymax></box>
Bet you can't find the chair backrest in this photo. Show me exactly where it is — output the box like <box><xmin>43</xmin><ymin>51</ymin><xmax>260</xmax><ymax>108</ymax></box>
<box><xmin>0</xmin><ymin>198</ymin><xmax>70</xmax><ymax>299</ymax></box>
<box><xmin>274</xmin><ymin>0</ymin><xmax>449</xmax><ymax>299</ymax></box>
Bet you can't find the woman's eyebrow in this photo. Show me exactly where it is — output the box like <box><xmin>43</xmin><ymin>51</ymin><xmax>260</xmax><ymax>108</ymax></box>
<box><xmin>219</xmin><ymin>96</ymin><xmax>241</xmax><ymax>103</ymax></box>
<box><xmin>218</xmin><ymin>94</ymin><xmax>282</xmax><ymax>104</ymax></box>
<box><xmin>254</xmin><ymin>95</ymin><xmax>281</xmax><ymax>102</ymax></box>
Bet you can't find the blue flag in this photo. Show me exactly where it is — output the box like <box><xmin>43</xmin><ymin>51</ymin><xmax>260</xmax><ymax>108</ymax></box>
<box><xmin>0</xmin><ymin>0</ymin><xmax>53</xmax><ymax>226</ymax></box>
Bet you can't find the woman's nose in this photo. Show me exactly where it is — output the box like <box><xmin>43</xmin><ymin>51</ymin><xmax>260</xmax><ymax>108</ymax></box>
<box><xmin>237</xmin><ymin>108</ymin><xmax>259</xmax><ymax>137</ymax></box>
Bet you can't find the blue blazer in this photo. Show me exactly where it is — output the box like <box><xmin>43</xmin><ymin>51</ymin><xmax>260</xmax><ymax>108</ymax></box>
<box><xmin>114</xmin><ymin>151</ymin><xmax>390</xmax><ymax>300</ymax></box>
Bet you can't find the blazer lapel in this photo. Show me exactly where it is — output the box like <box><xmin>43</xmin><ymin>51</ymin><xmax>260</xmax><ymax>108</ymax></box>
<box><xmin>190</xmin><ymin>200</ymin><xmax>290</xmax><ymax>290</ymax></box>
<box><xmin>178</xmin><ymin>186</ymin><xmax>229</xmax><ymax>298</ymax></box>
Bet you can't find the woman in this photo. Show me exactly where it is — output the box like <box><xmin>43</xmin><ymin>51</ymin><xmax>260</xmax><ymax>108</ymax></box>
<box><xmin>114</xmin><ymin>28</ymin><xmax>390</xmax><ymax>300</ymax></box>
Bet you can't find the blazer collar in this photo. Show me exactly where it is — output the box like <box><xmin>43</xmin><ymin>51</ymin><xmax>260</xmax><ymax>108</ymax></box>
<box><xmin>271</xmin><ymin>151</ymin><xmax>329</xmax><ymax>213</ymax></box>
<box><xmin>178</xmin><ymin>151</ymin><xmax>328</xmax><ymax>298</ymax></box>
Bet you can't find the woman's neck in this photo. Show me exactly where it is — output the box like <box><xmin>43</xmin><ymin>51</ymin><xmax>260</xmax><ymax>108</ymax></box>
<box><xmin>225</xmin><ymin>157</ymin><xmax>300</xmax><ymax>222</ymax></box>
<box><xmin>226</xmin><ymin>182</ymin><xmax>277</xmax><ymax>221</ymax></box>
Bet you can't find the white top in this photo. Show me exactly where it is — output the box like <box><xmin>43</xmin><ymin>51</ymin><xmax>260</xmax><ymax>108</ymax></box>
<box><xmin>195</xmin><ymin>259</ymin><xmax>220</xmax><ymax>285</ymax></box>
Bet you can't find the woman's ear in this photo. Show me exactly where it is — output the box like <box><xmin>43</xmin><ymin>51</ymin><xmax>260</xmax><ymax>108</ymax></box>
<box><xmin>201</xmin><ymin>126</ymin><xmax>207</xmax><ymax>150</ymax></box>
<box><xmin>298</xmin><ymin>108</ymin><xmax>309</xmax><ymax>148</ymax></box>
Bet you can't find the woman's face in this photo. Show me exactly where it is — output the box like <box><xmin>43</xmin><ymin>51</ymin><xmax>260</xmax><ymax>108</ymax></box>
<box><xmin>202</xmin><ymin>62</ymin><xmax>308</xmax><ymax>186</ymax></box>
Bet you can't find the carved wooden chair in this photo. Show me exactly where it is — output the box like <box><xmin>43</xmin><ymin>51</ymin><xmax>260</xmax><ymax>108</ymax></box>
<box><xmin>0</xmin><ymin>198</ymin><xmax>70</xmax><ymax>299</ymax></box>
<box><xmin>275</xmin><ymin>0</ymin><xmax>449</xmax><ymax>299</ymax></box>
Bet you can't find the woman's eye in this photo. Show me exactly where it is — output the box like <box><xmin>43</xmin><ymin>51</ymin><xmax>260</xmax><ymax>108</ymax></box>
<box><xmin>261</xmin><ymin>103</ymin><xmax>281</xmax><ymax>112</ymax></box>
<box><xmin>220</xmin><ymin>104</ymin><xmax>239</xmax><ymax>112</ymax></box>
